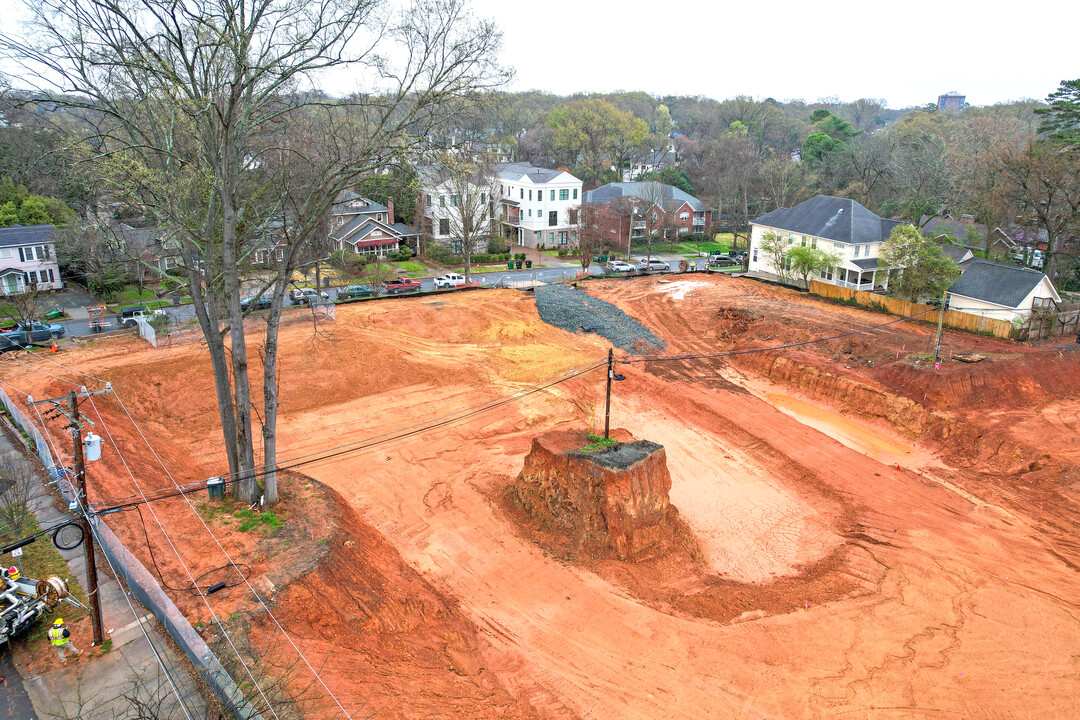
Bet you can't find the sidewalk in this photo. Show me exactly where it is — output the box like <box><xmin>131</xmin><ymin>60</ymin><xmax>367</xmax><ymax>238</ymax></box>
<box><xmin>0</xmin><ymin>428</ymin><xmax>208</xmax><ymax>719</ymax></box>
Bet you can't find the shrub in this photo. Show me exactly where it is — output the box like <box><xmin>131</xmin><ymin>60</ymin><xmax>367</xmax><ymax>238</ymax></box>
<box><xmin>515</xmin><ymin>252</ymin><xmax>527</xmax><ymax>261</ymax></box>
<box><xmin>487</xmin><ymin>235</ymin><xmax>510</xmax><ymax>254</ymax></box>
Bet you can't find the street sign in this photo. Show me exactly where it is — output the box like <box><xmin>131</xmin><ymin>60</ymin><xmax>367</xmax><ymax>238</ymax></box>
<box><xmin>11</xmin><ymin>547</ymin><xmax>23</xmax><ymax>557</ymax></box>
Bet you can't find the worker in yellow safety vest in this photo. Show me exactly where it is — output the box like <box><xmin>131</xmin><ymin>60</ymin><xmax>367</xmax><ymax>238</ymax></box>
<box><xmin>48</xmin><ymin>618</ymin><xmax>81</xmax><ymax>663</ymax></box>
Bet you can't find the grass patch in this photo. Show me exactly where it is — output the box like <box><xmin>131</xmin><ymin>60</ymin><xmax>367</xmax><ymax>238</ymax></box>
<box><xmin>579</xmin><ymin>433</ymin><xmax>618</xmax><ymax>453</ymax></box>
<box><xmin>98</xmin><ymin>638</ymin><xmax>113</xmax><ymax>654</ymax></box>
<box><xmin>393</xmin><ymin>260</ymin><xmax>426</xmax><ymax>273</ymax></box>
<box><xmin>114</xmin><ymin>285</ymin><xmax>162</xmax><ymax>303</ymax></box>
<box><xmin>197</xmin><ymin>499</ymin><xmax>283</xmax><ymax>534</ymax></box>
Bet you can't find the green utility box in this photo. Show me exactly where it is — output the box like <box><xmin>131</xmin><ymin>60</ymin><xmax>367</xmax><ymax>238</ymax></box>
<box><xmin>207</xmin><ymin>476</ymin><xmax>225</xmax><ymax>501</ymax></box>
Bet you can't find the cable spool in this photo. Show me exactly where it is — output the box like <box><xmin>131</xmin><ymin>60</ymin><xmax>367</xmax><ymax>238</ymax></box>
<box><xmin>678</xmin><ymin>259</ymin><xmax>689</xmax><ymax>272</ymax></box>
<box><xmin>35</xmin><ymin>576</ymin><xmax>70</xmax><ymax>608</ymax></box>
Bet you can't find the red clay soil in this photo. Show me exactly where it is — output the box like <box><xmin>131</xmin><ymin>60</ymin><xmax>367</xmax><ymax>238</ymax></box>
<box><xmin>2</xmin><ymin>279</ymin><xmax>1080</xmax><ymax>718</ymax></box>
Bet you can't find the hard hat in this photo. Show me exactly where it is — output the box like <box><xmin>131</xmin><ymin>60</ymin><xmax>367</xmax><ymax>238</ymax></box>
<box><xmin>54</xmin><ymin>618</ymin><xmax>64</xmax><ymax>626</ymax></box>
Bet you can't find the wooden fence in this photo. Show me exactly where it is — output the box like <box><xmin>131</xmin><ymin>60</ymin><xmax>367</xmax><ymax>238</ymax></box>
<box><xmin>808</xmin><ymin>280</ymin><xmax>1015</xmax><ymax>339</ymax></box>
<box><xmin>1022</xmin><ymin>305</ymin><xmax>1080</xmax><ymax>340</ymax></box>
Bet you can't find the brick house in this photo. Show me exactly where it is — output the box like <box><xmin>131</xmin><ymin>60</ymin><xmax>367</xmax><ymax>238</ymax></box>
<box><xmin>581</xmin><ymin>182</ymin><xmax>711</xmax><ymax>247</ymax></box>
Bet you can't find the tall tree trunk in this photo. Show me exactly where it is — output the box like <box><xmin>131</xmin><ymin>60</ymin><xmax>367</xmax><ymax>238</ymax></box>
<box><xmin>261</xmin><ymin>291</ymin><xmax>283</xmax><ymax>504</ymax></box>
<box><xmin>222</xmin><ymin>193</ymin><xmax>258</xmax><ymax>502</ymax></box>
<box><xmin>183</xmin><ymin>237</ymin><xmax>240</xmax><ymax>482</ymax></box>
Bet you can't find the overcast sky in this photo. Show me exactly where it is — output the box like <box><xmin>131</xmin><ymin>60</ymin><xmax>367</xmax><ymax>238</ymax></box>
<box><xmin>1</xmin><ymin>0</ymin><xmax>1074</xmax><ymax>108</ymax></box>
<box><xmin>465</xmin><ymin>0</ymin><xmax>1076</xmax><ymax>108</ymax></box>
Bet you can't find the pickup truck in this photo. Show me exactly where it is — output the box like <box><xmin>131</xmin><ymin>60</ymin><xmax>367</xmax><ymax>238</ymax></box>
<box><xmin>383</xmin><ymin>277</ymin><xmax>422</xmax><ymax>294</ymax></box>
<box><xmin>433</xmin><ymin>273</ymin><xmax>466</xmax><ymax>289</ymax></box>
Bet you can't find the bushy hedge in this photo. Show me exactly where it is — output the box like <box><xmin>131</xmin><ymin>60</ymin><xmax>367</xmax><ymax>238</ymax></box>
<box><xmin>422</xmin><ymin>243</ymin><xmax>512</xmax><ymax>265</ymax></box>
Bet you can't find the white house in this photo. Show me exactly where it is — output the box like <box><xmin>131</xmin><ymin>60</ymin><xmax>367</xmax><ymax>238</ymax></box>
<box><xmin>946</xmin><ymin>259</ymin><xmax>1061</xmax><ymax>323</ymax></box>
<box><xmin>495</xmin><ymin>162</ymin><xmax>583</xmax><ymax>249</ymax></box>
<box><xmin>748</xmin><ymin>196</ymin><xmax>903</xmax><ymax>291</ymax></box>
<box><xmin>418</xmin><ymin>166</ymin><xmax>498</xmax><ymax>255</ymax></box>
<box><xmin>0</xmin><ymin>224</ymin><xmax>63</xmax><ymax>295</ymax></box>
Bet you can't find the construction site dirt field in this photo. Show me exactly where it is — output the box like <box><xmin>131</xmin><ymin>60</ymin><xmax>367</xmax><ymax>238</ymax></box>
<box><xmin>4</xmin><ymin>273</ymin><xmax>1080</xmax><ymax>719</ymax></box>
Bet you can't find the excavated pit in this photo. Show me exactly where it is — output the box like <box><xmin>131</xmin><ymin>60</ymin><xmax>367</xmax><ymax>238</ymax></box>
<box><xmin>513</xmin><ymin>429</ymin><xmax>677</xmax><ymax>560</ymax></box>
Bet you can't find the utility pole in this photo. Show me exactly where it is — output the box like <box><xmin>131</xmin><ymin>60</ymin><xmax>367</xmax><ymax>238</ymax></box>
<box><xmin>31</xmin><ymin>385</ymin><xmax>112</xmax><ymax>647</ymax></box>
<box><xmin>69</xmin><ymin>391</ymin><xmax>104</xmax><ymax>647</ymax></box>
<box><xmin>604</xmin><ymin>348</ymin><xmax>614</xmax><ymax>439</ymax></box>
<box><xmin>933</xmin><ymin>289</ymin><xmax>947</xmax><ymax>365</ymax></box>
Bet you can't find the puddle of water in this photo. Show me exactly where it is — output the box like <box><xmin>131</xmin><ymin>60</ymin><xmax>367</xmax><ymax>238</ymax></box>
<box><xmin>765</xmin><ymin>393</ymin><xmax>914</xmax><ymax>463</ymax></box>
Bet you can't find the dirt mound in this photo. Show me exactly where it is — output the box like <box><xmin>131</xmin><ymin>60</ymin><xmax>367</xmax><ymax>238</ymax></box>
<box><xmin>244</xmin><ymin>477</ymin><xmax>548</xmax><ymax>719</ymax></box>
<box><xmin>513</xmin><ymin>429</ymin><xmax>682</xmax><ymax>560</ymax></box>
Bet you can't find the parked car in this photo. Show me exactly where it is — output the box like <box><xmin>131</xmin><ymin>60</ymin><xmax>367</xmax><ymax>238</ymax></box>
<box><xmin>707</xmin><ymin>256</ymin><xmax>738</xmax><ymax>270</ymax></box>
<box><xmin>635</xmin><ymin>258</ymin><xmax>669</xmax><ymax>272</ymax></box>
<box><xmin>240</xmin><ymin>294</ymin><xmax>273</xmax><ymax>311</ymax></box>
<box><xmin>1</xmin><ymin>320</ymin><xmax>65</xmax><ymax>341</ymax></box>
<box><xmin>605</xmin><ymin>260</ymin><xmax>637</xmax><ymax>273</ymax></box>
<box><xmin>288</xmin><ymin>287</ymin><xmax>329</xmax><ymax>305</ymax></box>
<box><xmin>120</xmin><ymin>306</ymin><xmax>165</xmax><ymax>328</ymax></box>
<box><xmin>433</xmin><ymin>273</ymin><xmax>466</xmax><ymax>289</ymax></box>
<box><xmin>339</xmin><ymin>284</ymin><xmax>375</xmax><ymax>300</ymax></box>
<box><xmin>383</xmin><ymin>277</ymin><xmax>422</xmax><ymax>294</ymax></box>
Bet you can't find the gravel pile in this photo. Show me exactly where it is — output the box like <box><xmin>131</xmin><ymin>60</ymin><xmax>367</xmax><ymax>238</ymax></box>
<box><xmin>533</xmin><ymin>283</ymin><xmax>666</xmax><ymax>352</ymax></box>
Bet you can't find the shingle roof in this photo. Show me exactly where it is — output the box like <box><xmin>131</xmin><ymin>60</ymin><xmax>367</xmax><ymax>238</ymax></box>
<box><xmin>391</xmin><ymin>222</ymin><xmax>418</xmax><ymax>237</ymax></box>
<box><xmin>936</xmin><ymin>244</ymin><xmax>973</xmax><ymax>264</ymax></box>
<box><xmin>582</xmin><ymin>181</ymin><xmax>708</xmax><ymax>212</ymax></box>
<box><xmin>947</xmin><ymin>259</ymin><xmax>1054</xmax><ymax>308</ymax></box>
<box><xmin>332</xmin><ymin>190</ymin><xmax>387</xmax><ymax>215</ymax></box>
<box><xmin>495</xmin><ymin>161</ymin><xmax>576</xmax><ymax>185</ymax></box>
<box><xmin>0</xmin><ymin>267</ymin><xmax>24</xmax><ymax>276</ymax></box>
<box><xmin>752</xmin><ymin>196</ymin><xmax>901</xmax><ymax>245</ymax></box>
<box><xmin>851</xmin><ymin>258</ymin><xmax>881</xmax><ymax>270</ymax></box>
<box><xmin>0</xmin><ymin>224</ymin><xmax>55</xmax><ymax>248</ymax></box>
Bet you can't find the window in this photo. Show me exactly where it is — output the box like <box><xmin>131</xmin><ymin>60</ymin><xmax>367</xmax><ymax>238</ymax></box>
<box><xmin>528</xmin><ymin>209</ymin><xmax>532</xmax><ymax>217</ymax></box>
<box><xmin>679</xmin><ymin>211</ymin><xmax>689</xmax><ymax>220</ymax></box>
<box><xmin>568</xmin><ymin>209</ymin><xmax>578</xmax><ymax>224</ymax></box>
<box><xmin>450</xmin><ymin>195</ymin><xmax>460</xmax><ymax>207</ymax></box>
<box><xmin>24</xmin><ymin>271</ymin><xmax>37</xmax><ymax>284</ymax></box>
<box><xmin>528</xmin><ymin>190</ymin><xmax>532</xmax><ymax>201</ymax></box>
<box><xmin>480</xmin><ymin>193</ymin><xmax>486</xmax><ymax>204</ymax></box>
<box><xmin>550</xmin><ymin>190</ymin><xmax>555</xmax><ymax>201</ymax></box>
<box><xmin>853</xmin><ymin>244</ymin><xmax>860</xmax><ymax>258</ymax></box>
<box><xmin>550</xmin><ymin>232</ymin><xmax>555</xmax><ymax>243</ymax></box>
<box><xmin>520</xmin><ymin>188</ymin><xmax>524</xmax><ymax>199</ymax></box>
<box><xmin>752</xmin><ymin>247</ymin><xmax>758</xmax><ymax>262</ymax></box>
<box><xmin>558</xmin><ymin>231</ymin><xmax>568</xmax><ymax>245</ymax></box>
<box><xmin>560</xmin><ymin>189</ymin><xmax>569</xmax><ymax>200</ymax></box>
<box><xmin>440</xmin><ymin>196</ymin><xmax>446</xmax><ymax>207</ymax></box>
<box><xmin>800</xmin><ymin>237</ymin><xmax>806</xmax><ymax>247</ymax></box>
<box><xmin>450</xmin><ymin>240</ymin><xmax>462</xmax><ymax>254</ymax></box>
<box><xmin>44</xmin><ymin>268</ymin><xmax>55</xmax><ymax>283</ymax></box>
<box><xmin>573</xmin><ymin>189</ymin><xmax>578</xmax><ymax>200</ymax></box>
<box><xmin>0</xmin><ymin>248</ymin><xmax>10</xmax><ymax>259</ymax></box>
<box><xmin>548</xmin><ymin>211</ymin><xmax>557</xmax><ymax>227</ymax></box>
<box><xmin>439</xmin><ymin>218</ymin><xmax>449</xmax><ymax>235</ymax></box>
<box><xmin>535</xmin><ymin>231</ymin><xmax>541</xmax><ymax>239</ymax></box>
<box><xmin>811</xmin><ymin>238</ymin><xmax>817</xmax><ymax>248</ymax></box>
<box><xmin>164</xmin><ymin>256</ymin><xmax>178</xmax><ymax>270</ymax></box>
<box><xmin>426</xmin><ymin>195</ymin><xmax>432</xmax><ymax>206</ymax></box>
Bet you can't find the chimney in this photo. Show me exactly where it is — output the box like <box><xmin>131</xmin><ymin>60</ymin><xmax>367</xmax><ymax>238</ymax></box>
<box><xmin>387</xmin><ymin>196</ymin><xmax>395</xmax><ymax>225</ymax></box>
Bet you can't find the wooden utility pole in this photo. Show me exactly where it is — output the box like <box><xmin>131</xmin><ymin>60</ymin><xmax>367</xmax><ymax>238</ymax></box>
<box><xmin>68</xmin><ymin>391</ymin><xmax>104</xmax><ymax>647</ymax></box>
<box><xmin>31</xmin><ymin>386</ymin><xmax>112</xmax><ymax>647</ymax></box>
<box><xmin>933</xmin><ymin>289</ymin><xmax>947</xmax><ymax>364</ymax></box>
<box><xmin>604</xmin><ymin>348</ymin><xmax>614</xmax><ymax>439</ymax></box>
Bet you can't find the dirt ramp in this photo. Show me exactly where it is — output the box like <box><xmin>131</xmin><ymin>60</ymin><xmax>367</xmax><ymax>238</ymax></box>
<box><xmin>513</xmin><ymin>429</ymin><xmax>677</xmax><ymax>560</ymax></box>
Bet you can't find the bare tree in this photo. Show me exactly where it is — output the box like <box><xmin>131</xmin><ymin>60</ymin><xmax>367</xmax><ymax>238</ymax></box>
<box><xmin>0</xmin><ymin>454</ymin><xmax>43</xmax><ymax>539</ymax></box>
<box><xmin>432</xmin><ymin>153</ymin><xmax>498</xmax><ymax>284</ymax></box>
<box><xmin>574</xmin><ymin>203</ymin><xmax>607</xmax><ymax>273</ymax></box>
<box><xmin>0</xmin><ymin>282</ymin><xmax>51</xmax><ymax>327</ymax></box>
<box><xmin>2</xmin><ymin>0</ymin><xmax>508</xmax><ymax>504</ymax></box>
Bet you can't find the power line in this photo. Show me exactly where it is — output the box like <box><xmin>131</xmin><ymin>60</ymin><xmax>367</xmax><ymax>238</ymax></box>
<box><xmin>103</xmin><ymin>390</ymin><xmax>373</xmax><ymax>720</ymax></box>
<box><xmin>82</xmin><ymin>395</ymin><xmax>283</xmax><ymax>720</ymax></box>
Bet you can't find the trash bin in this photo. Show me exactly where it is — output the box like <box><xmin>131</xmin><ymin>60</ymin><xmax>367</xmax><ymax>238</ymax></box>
<box><xmin>525</xmin><ymin>260</ymin><xmax>533</xmax><ymax>269</ymax></box>
<box><xmin>516</xmin><ymin>260</ymin><xmax>523</xmax><ymax>269</ymax></box>
<box><xmin>508</xmin><ymin>261</ymin><xmax>514</xmax><ymax>270</ymax></box>
<box><xmin>207</xmin><ymin>476</ymin><xmax>225</xmax><ymax>501</ymax></box>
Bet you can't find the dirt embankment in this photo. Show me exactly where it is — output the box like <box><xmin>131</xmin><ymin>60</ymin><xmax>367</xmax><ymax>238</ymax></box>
<box><xmin>241</xmin><ymin>476</ymin><xmax>553</xmax><ymax>720</ymax></box>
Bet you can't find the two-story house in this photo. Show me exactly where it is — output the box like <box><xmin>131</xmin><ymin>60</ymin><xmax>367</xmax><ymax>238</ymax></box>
<box><xmin>0</xmin><ymin>224</ymin><xmax>63</xmax><ymax>295</ymax></box>
<box><xmin>495</xmin><ymin>162</ymin><xmax>583</xmax><ymax>249</ymax></box>
<box><xmin>581</xmin><ymin>182</ymin><xmax>711</xmax><ymax>241</ymax></box>
<box><xmin>418</xmin><ymin>165</ymin><xmax>498</xmax><ymax>254</ymax></box>
<box><xmin>748</xmin><ymin>196</ymin><xmax>903</xmax><ymax>291</ymax></box>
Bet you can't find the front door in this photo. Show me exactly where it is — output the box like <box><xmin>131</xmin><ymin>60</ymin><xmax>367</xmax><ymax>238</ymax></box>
<box><xmin>4</xmin><ymin>275</ymin><xmax>21</xmax><ymax>294</ymax></box>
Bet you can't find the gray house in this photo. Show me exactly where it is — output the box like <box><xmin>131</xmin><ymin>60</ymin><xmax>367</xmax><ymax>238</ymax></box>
<box><xmin>0</xmin><ymin>224</ymin><xmax>63</xmax><ymax>295</ymax></box>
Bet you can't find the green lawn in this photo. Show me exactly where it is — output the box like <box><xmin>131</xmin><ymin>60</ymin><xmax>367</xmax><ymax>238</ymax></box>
<box><xmin>393</xmin><ymin>260</ymin><xmax>427</xmax><ymax>273</ymax></box>
<box><xmin>114</xmin><ymin>285</ymin><xmax>161</xmax><ymax>303</ymax></box>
